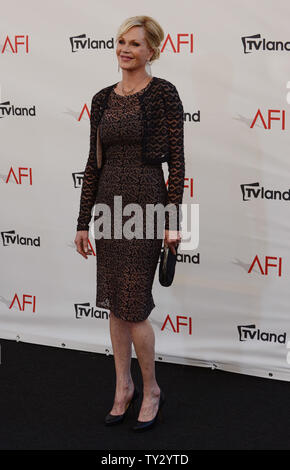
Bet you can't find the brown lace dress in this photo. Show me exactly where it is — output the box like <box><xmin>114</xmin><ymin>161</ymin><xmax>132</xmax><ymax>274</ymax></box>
<box><xmin>93</xmin><ymin>81</ymin><xmax>168</xmax><ymax>322</ymax></box>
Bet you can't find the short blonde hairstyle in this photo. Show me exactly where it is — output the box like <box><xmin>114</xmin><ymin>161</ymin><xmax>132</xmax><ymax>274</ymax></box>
<box><xmin>115</xmin><ymin>15</ymin><xmax>164</xmax><ymax>63</ymax></box>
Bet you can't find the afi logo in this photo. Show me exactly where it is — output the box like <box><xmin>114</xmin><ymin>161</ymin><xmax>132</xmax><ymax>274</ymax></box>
<box><xmin>248</xmin><ymin>255</ymin><xmax>282</xmax><ymax>277</ymax></box>
<box><xmin>9</xmin><ymin>293</ymin><xmax>36</xmax><ymax>312</ymax></box>
<box><xmin>161</xmin><ymin>34</ymin><xmax>194</xmax><ymax>53</ymax></box>
<box><xmin>6</xmin><ymin>167</ymin><xmax>32</xmax><ymax>184</ymax></box>
<box><xmin>161</xmin><ymin>315</ymin><xmax>192</xmax><ymax>334</ymax></box>
<box><xmin>250</xmin><ymin>109</ymin><xmax>286</xmax><ymax>130</ymax></box>
<box><xmin>1</xmin><ymin>35</ymin><xmax>29</xmax><ymax>53</ymax></box>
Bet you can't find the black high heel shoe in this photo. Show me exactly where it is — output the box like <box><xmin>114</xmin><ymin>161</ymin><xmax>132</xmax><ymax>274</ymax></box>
<box><xmin>132</xmin><ymin>389</ymin><xmax>165</xmax><ymax>432</ymax></box>
<box><xmin>104</xmin><ymin>386</ymin><xmax>140</xmax><ymax>426</ymax></box>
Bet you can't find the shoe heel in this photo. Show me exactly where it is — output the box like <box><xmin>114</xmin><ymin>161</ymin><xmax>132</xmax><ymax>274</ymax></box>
<box><xmin>131</xmin><ymin>389</ymin><xmax>165</xmax><ymax>432</ymax></box>
<box><xmin>104</xmin><ymin>386</ymin><xmax>140</xmax><ymax>425</ymax></box>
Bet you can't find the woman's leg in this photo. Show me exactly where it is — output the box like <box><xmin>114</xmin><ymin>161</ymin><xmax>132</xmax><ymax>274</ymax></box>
<box><xmin>129</xmin><ymin>319</ymin><xmax>161</xmax><ymax>421</ymax></box>
<box><xmin>108</xmin><ymin>311</ymin><xmax>135</xmax><ymax>415</ymax></box>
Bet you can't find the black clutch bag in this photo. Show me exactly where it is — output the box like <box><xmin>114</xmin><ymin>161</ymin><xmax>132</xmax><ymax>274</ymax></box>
<box><xmin>159</xmin><ymin>244</ymin><xmax>178</xmax><ymax>287</ymax></box>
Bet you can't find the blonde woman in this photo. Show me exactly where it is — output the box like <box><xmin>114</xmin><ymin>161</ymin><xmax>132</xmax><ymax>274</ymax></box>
<box><xmin>75</xmin><ymin>15</ymin><xmax>185</xmax><ymax>432</ymax></box>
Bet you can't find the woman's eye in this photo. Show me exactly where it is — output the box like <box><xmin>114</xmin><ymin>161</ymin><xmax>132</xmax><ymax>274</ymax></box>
<box><xmin>118</xmin><ymin>40</ymin><xmax>139</xmax><ymax>46</ymax></box>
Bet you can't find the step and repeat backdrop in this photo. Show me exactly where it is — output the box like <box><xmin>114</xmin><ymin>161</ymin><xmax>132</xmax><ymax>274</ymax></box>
<box><xmin>1</xmin><ymin>0</ymin><xmax>290</xmax><ymax>381</ymax></box>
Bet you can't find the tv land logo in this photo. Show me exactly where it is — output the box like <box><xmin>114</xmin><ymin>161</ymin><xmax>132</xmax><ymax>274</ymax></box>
<box><xmin>241</xmin><ymin>182</ymin><xmax>290</xmax><ymax>202</ymax></box>
<box><xmin>242</xmin><ymin>33</ymin><xmax>290</xmax><ymax>54</ymax></box>
<box><xmin>75</xmin><ymin>303</ymin><xmax>110</xmax><ymax>319</ymax></box>
<box><xmin>73</xmin><ymin>171</ymin><xmax>84</xmax><ymax>188</ymax></box>
<box><xmin>0</xmin><ymin>100</ymin><xmax>36</xmax><ymax>118</ymax></box>
<box><xmin>238</xmin><ymin>324</ymin><xmax>286</xmax><ymax>344</ymax></box>
<box><xmin>70</xmin><ymin>34</ymin><xmax>114</xmax><ymax>52</ymax></box>
<box><xmin>1</xmin><ymin>230</ymin><xmax>40</xmax><ymax>247</ymax></box>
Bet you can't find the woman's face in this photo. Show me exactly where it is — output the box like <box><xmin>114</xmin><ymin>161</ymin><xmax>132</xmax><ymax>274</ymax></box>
<box><xmin>116</xmin><ymin>26</ymin><xmax>153</xmax><ymax>72</ymax></box>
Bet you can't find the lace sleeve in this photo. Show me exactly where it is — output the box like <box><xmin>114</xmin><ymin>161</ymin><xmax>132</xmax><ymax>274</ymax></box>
<box><xmin>163</xmin><ymin>83</ymin><xmax>185</xmax><ymax>231</ymax></box>
<box><xmin>76</xmin><ymin>94</ymin><xmax>100</xmax><ymax>231</ymax></box>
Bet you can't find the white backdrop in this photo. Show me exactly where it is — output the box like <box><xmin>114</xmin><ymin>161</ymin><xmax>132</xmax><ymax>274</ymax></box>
<box><xmin>1</xmin><ymin>0</ymin><xmax>290</xmax><ymax>381</ymax></box>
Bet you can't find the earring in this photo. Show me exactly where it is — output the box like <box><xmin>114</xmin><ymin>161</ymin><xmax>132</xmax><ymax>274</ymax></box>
<box><xmin>146</xmin><ymin>60</ymin><xmax>152</xmax><ymax>77</ymax></box>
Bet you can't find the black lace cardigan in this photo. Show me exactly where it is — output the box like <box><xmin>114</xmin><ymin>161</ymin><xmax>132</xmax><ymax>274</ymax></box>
<box><xmin>76</xmin><ymin>76</ymin><xmax>185</xmax><ymax>232</ymax></box>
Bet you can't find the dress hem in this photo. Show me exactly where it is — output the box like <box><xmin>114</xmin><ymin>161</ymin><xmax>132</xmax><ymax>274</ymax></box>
<box><xmin>96</xmin><ymin>299</ymin><xmax>156</xmax><ymax>323</ymax></box>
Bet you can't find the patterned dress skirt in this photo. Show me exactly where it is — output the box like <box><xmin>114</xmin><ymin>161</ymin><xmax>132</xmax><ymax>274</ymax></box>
<box><xmin>93</xmin><ymin>83</ymin><xmax>167</xmax><ymax>322</ymax></box>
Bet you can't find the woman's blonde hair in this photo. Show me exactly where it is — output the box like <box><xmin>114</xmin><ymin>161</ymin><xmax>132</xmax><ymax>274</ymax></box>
<box><xmin>115</xmin><ymin>15</ymin><xmax>164</xmax><ymax>63</ymax></box>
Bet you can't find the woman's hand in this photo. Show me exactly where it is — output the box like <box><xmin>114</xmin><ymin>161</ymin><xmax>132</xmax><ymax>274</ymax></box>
<box><xmin>74</xmin><ymin>230</ymin><xmax>93</xmax><ymax>259</ymax></box>
<box><xmin>164</xmin><ymin>229</ymin><xmax>181</xmax><ymax>255</ymax></box>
